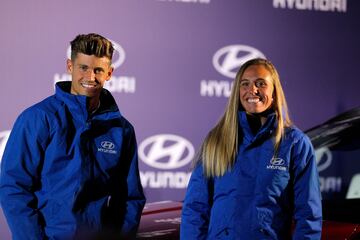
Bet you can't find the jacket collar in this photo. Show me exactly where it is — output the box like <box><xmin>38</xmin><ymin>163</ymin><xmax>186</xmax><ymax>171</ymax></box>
<box><xmin>55</xmin><ymin>81</ymin><xmax>120</xmax><ymax>121</ymax></box>
<box><xmin>238</xmin><ymin>110</ymin><xmax>277</xmax><ymax>144</ymax></box>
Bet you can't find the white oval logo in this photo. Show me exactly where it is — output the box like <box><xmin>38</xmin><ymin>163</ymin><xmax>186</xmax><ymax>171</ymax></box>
<box><xmin>270</xmin><ymin>158</ymin><xmax>285</xmax><ymax>166</ymax></box>
<box><xmin>101</xmin><ymin>141</ymin><xmax>115</xmax><ymax>150</ymax></box>
<box><xmin>315</xmin><ymin>147</ymin><xmax>332</xmax><ymax>172</ymax></box>
<box><xmin>0</xmin><ymin>130</ymin><xmax>11</xmax><ymax>164</ymax></box>
<box><xmin>139</xmin><ymin>134</ymin><xmax>195</xmax><ymax>170</ymax></box>
<box><xmin>212</xmin><ymin>45</ymin><xmax>266</xmax><ymax>79</ymax></box>
<box><xmin>67</xmin><ymin>39</ymin><xmax>126</xmax><ymax>70</ymax></box>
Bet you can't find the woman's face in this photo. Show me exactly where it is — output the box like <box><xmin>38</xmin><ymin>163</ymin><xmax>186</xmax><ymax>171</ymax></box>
<box><xmin>239</xmin><ymin>64</ymin><xmax>274</xmax><ymax>114</ymax></box>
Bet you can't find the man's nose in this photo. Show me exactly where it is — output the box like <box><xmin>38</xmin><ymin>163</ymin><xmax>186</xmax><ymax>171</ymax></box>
<box><xmin>86</xmin><ymin>69</ymin><xmax>96</xmax><ymax>81</ymax></box>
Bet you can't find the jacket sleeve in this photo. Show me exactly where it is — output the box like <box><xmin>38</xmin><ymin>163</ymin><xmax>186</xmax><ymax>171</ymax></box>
<box><xmin>119</xmin><ymin>122</ymin><xmax>146</xmax><ymax>237</ymax></box>
<box><xmin>0</xmin><ymin>110</ymin><xmax>48</xmax><ymax>240</ymax></box>
<box><xmin>292</xmin><ymin>135</ymin><xmax>322</xmax><ymax>240</ymax></box>
<box><xmin>180</xmin><ymin>163</ymin><xmax>212</xmax><ymax>240</ymax></box>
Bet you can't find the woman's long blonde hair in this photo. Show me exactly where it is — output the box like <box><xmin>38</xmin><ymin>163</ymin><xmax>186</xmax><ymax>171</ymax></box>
<box><xmin>200</xmin><ymin>58</ymin><xmax>292</xmax><ymax>177</ymax></box>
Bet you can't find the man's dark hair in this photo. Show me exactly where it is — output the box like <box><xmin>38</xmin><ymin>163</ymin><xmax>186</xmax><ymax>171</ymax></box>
<box><xmin>70</xmin><ymin>33</ymin><xmax>114</xmax><ymax>62</ymax></box>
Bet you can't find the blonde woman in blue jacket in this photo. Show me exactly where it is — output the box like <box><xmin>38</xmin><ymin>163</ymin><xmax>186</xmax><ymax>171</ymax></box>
<box><xmin>181</xmin><ymin>58</ymin><xmax>322</xmax><ymax>239</ymax></box>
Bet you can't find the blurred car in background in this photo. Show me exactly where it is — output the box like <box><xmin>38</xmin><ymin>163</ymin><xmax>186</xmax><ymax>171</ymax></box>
<box><xmin>137</xmin><ymin>201</ymin><xmax>182</xmax><ymax>239</ymax></box>
<box><xmin>137</xmin><ymin>107</ymin><xmax>360</xmax><ymax>240</ymax></box>
<box><xmin>307</xmin><ymin>107</ymin><xmax>360</xmax><ymax>240</ymax></box>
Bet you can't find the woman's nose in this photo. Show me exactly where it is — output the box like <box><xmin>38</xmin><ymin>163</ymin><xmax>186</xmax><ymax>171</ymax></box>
<box><xmin>249</xmin><ymin>82</ymin><xmax>258</xmax><ymax>93</ymax></box>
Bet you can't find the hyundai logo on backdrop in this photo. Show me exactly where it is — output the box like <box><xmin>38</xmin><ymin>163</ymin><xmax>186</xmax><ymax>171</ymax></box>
<box><xmin>315</xmin><ymin>147</ymin><xmax>332</xmax><ymax>172</ymax></box>
<box><xmin>139</xmin><ymin>134</ymin><xmax>194</xmax><ymax>189</ymax></box>
<box><xmin>315</xmin><ymin>147</ymin><xmax>342</xmax><ymax>194</ymax></box>
<box><xmin>66</xmin><ymin>40</ymin><xmax>125</xmax><ymax>70</ymax></box>
<box><xmin>200</xmin><ymin>44</ymin><xmax>266</xmax><ymax>98</ymax></box>
<box><xmin>273</xmin><ymin>0</ymin><xmax>347</xmax><ymax>13</ymax></box>
<box><xmin>213</xmin><ymin>45</ymin><xmax>266</xmax><ymax>79</ymax></box>
<box><xmin>54</xmin><ymin>39</ymin><xmax>136</xmax><ymax>93</ymax></box>
<box><xmin>0</xmin><ymin>130</ymin><xmax>11</xmax><ymax>164</ymax></box>
<box><xmin>139</xmin><ymin>134</ymin><xmax>194</xmax><ymax>170</ymax></box>
<box><xmin>157</xmin><ymin>0</ymin><xmax>210</xmax><ymax>4</ymax></box>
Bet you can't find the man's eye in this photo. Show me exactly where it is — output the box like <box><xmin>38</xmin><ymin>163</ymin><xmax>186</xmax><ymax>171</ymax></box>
<box><xmin>80</xmin><ymin>66</ymin><xmax>88</xmax><ymax>71</ymax></box>
<box><xmin>94</xmin><ymin>69</ymin><xmax>103</xmax><ymax>74</ymax></box>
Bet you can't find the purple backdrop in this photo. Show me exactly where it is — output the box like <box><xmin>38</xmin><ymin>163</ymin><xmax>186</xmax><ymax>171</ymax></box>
<box><xmin>0</xmin><ymin>0</ymin><xmax>359</xmax><ymax>238</ymax></box>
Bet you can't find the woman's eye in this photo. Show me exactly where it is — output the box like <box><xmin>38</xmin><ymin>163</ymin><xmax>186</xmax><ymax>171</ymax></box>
<box><xmin>256</xmin><ymin>81</ymin><xmax>266</xmax><ymax>87</ymax></box>
<box><xmin>240</xmin><ymin>81</ymin><xmax>249</xmax><ymax>87</ymax></box>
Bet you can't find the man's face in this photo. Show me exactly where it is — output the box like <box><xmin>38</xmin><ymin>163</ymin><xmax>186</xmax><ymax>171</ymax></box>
<box><xmin>239</xmin><ymin>64</ymin><xmax>274</xmax><ymax>114</ymax></box>
<box><xmin>67</xmin><ymin>53</ymin><xmax>113</xmax><ymax>98</ymax></box>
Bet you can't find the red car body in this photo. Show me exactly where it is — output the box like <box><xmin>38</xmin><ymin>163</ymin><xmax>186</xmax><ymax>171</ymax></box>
<box><xmin>137</xmin><ymin>201</ymin><xmax>360</xmax><ymax>240</ymax></box>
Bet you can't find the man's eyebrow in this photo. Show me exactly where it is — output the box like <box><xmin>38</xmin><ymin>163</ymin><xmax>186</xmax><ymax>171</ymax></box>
<box><xmin>94</xmin><ymin>67</ymin><xmax>105</xmax><ymax>71</ymax></box>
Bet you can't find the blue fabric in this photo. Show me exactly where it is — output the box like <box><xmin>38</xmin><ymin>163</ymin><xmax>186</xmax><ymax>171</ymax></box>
<box><xmin>0</xmin><ymin>81</ymin><xmax>146</xmax><ymax>240</ymax></box>
<box><xmin>181</xmin><ymin>111</ymin><xmax>322</xmax><ymax>240</ymax></box>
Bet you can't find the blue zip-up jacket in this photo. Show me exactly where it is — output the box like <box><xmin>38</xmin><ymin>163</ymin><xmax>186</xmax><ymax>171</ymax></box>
<box><xmin>181</xmin><ymin>111</ymin><xmax>322</xmax><ymax>240</ymax></box>
<box><xmin>0</xmin><ymin>82</ymin><xmax>146</xmax><ymax>239</ymax></box>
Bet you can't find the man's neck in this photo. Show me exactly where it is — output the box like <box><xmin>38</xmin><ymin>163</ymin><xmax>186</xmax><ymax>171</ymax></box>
<box><xmin>87</xmin><ymin>97</ymin><xmax>100</xmax><ymax>113</ymax></box>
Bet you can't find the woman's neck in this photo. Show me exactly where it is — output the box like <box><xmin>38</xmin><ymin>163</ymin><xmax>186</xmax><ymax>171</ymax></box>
<box><xmin>246</xmin><ymin>108</ymin><xmax>273</xmax><ymax>134</ymax></box>
<box><xmin>246</xmin><ymin>114</ymin><xmax>263</xmax><ymax>135</ymax></box>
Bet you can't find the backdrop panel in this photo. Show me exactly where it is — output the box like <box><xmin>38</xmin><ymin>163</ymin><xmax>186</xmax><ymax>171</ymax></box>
<box><xmin>0</xmin><ymin>0</ymin><xmax>359</xmax><ymax>238</ymax></box>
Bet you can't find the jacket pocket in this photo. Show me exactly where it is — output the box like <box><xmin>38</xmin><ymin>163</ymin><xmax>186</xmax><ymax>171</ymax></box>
<box><xmin>255</xmin><ymin>209</ymin><xmax>276</xmax><ymax>239</ymax></box>
<box><xmin>83</xmin><ymin>196</ymin><xmax>109</xmax><ymax>228</ymax></box>
<box><xmin>214</xmin><ymin>227</ymin><xmax>236</xmax><ymax>239</ymax></box>
<box><xmin>42</xmin><ymin>198</ymin><xmax>71</xmax><ymax>226</ymax></box>
<box><xmin>254</xmin><ymin>228</ymin><xmax>275</xmax><ymax>240</ymax></box>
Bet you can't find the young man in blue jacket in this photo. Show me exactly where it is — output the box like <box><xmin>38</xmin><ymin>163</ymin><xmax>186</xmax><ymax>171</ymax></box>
<box><xmin>0</xmin><ymin>33</ymin><xmax>146</xmax><ymax>240</ymax></box>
